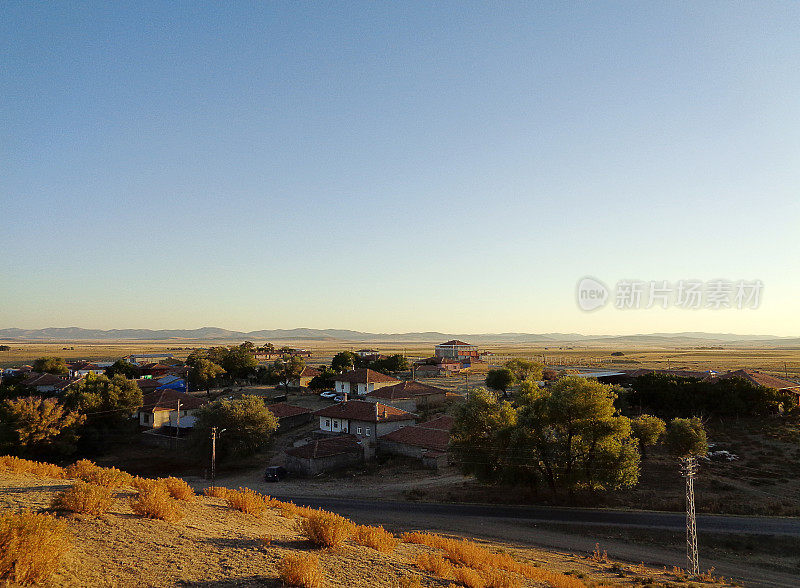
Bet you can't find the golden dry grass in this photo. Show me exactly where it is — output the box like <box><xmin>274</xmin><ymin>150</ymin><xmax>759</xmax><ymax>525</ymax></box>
<box><xmin>352</xmin><ymin>524</ymin><xmax>399</xmax><ymax>553</ymax></box>
<box><xmin>277</xmin><ymin>552</ymin><xmax>325</xmax><ymax>588</ymax></box>
<box><xmin>203</xmin><ymin>485</ymin><xmax>229</xmax><ymax>499</ymax></box>
<box><xmin>65</xmin><ymin>459</ymin><xmax>133</xmax><ymax>488</ymax></box>
<box><xmin>0</xmin><ymin>511</ymin><xmax>71</xmax><ymax>585</ymax></box>
<box><xmin>225</xmin><ymin>487</ymin><xmax>267</xmax><ymax>516</ymax></box>
<box><xmin>129</xmin><ymin>484</ymin><xmax>184</xmax><ymax>522</ymax></box>
<box><xmin>163</xmin><ymin>477</ymin><xmax>195</xmax><ymax>501</ymax></box>
<box><xmin>51</xmin><ymin>481</ymin><xmax>114</xmax><ymax>516</ymax></box>
<box><xmin>297</xmin><ymin>509</ymin><xmax>355</xmax><ymax>548</ymax></box>
<box><xmin>0</xmin><ymin>455</ymin><xmax>66</xmax><ymax>479</ymax></box>
<box><xmin>416</xmin><ymin>552</ymin><xmax>454</xmax><ymax>578</ymax></box>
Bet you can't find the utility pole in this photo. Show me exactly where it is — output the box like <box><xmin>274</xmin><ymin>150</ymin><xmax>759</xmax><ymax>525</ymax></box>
<box><xmin>175</xmin><ymin>399</ymin><xmax>181</xmax><ymax>441</ymax></box>
<box><xmin>681</xmin><ymin>456</ymin><xmax>699</xmax><ymax>576</ymax></box>
<box><xmin>210</xmin><ymin>427</ymin><xmax>217</xmax><ymax>484</ymax></box>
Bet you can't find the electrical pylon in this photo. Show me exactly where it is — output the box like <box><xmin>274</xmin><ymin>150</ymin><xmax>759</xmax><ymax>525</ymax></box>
<box><xmin>681</xmin><ymin>456</ymin><xmax>699</xmax><ymax>576</ymax></box>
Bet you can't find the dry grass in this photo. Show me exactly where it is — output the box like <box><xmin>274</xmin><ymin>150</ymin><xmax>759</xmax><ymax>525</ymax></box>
<box><xmin>65</xmin><ymin>459</ymin><xmax>133</xmax><ymax>488</ymax></box>
<box><xmin>0</xmin><ymin>511</ymin><xmax>71</xmax><ymax>585</ymax></box>
<box><xmin>51</xmin><ymin>481</ymin><xmax>114</xmax><ymax>516</ymax></box>
<box><xmin>277</xmin><ymin>552</ymin><xmax>325</xmax><ymax>588</ymax></box>
<box><xmin>352</xmin><ymin>524</ymin><xmax>399</xmax><ymax>553</ymax></box>
<box><xmin>416</xmin><ymin>552</ymin><xmax>454</xmax><ymax>578</ymax></box>
<box><xmin>163</xmin><ymin>477</ymin><xmax>195</xmax><ymax>501</ymax></box>
<box><xmin>297</xmin><ymin>509</ymin><xmax>355</xmax><ymax>548</ymax></box>
<box><xmin>203</xmin><ymin>486</ymin><xmax>229</xmax><ymax>499</ymax></box>
<box><xmin>129</xmin><ymin>484</ymin><xmax>184</xmax><ymax>522</ymax></box>
<box><xmin>0</xmin><ymin>455</ymin><xmax>67</xmax><ymax>479</ymax></box>
<box><xmin>225</xmin><ymin>487</ymin><xmax>267</xmax><ymax>516</ymax></box>
<box><xmin>454</xmin><ymin>565</ymin><xmax>487</xmax><ymax>588</ymax></box>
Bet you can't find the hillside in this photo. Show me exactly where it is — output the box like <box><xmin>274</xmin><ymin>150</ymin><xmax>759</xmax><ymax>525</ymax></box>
<box><xmin>0</xmin><ymin>464</ymin><xmax>733</xmax><ymax>588</ymax></box>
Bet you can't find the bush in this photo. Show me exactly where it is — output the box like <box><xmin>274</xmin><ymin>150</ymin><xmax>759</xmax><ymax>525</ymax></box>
<box><xmin>352</xmin><ymin>524</ymin><xmax>398</xmax><ymax>553</ymax></box>
<box><xmin>203</xmin><ymin>486</ymin><xmax>229</xmax><ymax>499</ymax></box>
<box><xmin>277</xmin><ymin>553</ymin><xmax>324</xmax><ymax>588</ymax></box>
<box><xmin>129</xmin><ymin>484</ymin><xmax>184</xmax><ymax>522</ymax></box>
<box><xmin>455</xmin><ymin>566</ymin><xmax>486</xmax><ymax>588</ymax></box>
<box><xmin>225</xmin><ymin>487</ymin><xmax>267</xmax><ymax>516</ymax></box>
<box><xmin>0</xmin><ymin>455</ymin><xmax>66</xmax><ymax>479</ymax></box>
<box><xmin>415</xmin><ymin>552</ymin><xmax>454</xmax><ymax>578</ymax></box>
<box><xmin>51</xmin><ymin>481</ymin><xmax>114</xmax><ymax>515</ymax></box>
<box><xmin>162</xmin><ymin>477</ymin><xmax>195</xmax><ymax>501</ymax></box>
<box><xmin>65</xmin><ymin>460</ymin><xmax>133</xmax><ymax>488</ymax></box>
<box><xmin>297</xmin><ymin>509</ymin><xmax>355</xmax><ymax>548</ymax></box>
<box><xmin>0</xmin><ymin>511</ymin><xmax>71</xmax><ymax>584</ymax></box>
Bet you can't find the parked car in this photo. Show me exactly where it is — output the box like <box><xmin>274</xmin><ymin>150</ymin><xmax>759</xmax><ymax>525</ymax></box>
<box><xmin>333</xmin><ymin>394</ymin><xmax>346</xmax><ymax>402</ymax></box>
<box><xmin>264</xmin><ymin>466</ymin><xmax>288</xmax><ymax>482</ymax></box>
<box><xmin>319</xmin><ymin>390</ymin><xmax>337</xmax><ymax>399</ymax></box>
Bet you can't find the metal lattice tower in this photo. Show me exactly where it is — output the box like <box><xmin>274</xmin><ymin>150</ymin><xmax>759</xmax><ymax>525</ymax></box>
<box><xmin>681</xmin><ymin>456</ymin><xmax>699</xmax><ymax>576</ymax></box>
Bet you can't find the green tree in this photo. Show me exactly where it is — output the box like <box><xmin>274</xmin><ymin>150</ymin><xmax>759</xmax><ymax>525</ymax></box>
<box><xmin>308</xmin><ymin>367</ymin><xmax>336</xmax><ymax>391</ymax></box>
<box><xmin>32</xmin><ymin>357</ymin><xmax>68</xmax><ymax>375</ymax></box>
<box><xmin>190</xmin><ymin>358</ymin><xmax>226</xmax><ymax>395</ymax></box>
<box><xmin>221</xmin><ymin>344</ymin><xmax>258</xmax><ymax>379</ymax></box>
<box><xmin>331</xmin><ymin>351</ymin><xmax>357</xmax><ymax>373</ymax></box>
<box><xmin>449</xmin><ymin>388</ymin><xmax>517</xmax><ymax>482</ymax></box>
<box><xmin>272</xmin><ymin>355</ymin><xmax>306</xmax><ymax>391</ymax></box>
<box><xmin>105</xmin><ymin>360</ymin><xmax>141</xmax><ymax>379</ymax></box>
<box><xmin>504</xmin><ymin>358</ymin><xmax>544</xmax><ymax>383</ymax></box>
<box><xmin>664</xmin><ymin>417</ymin><xmax>708</xmax><ymax>458</ymax></box>
<box><xmin>509</xmin><ymin>377</ymin><xmax>640</xmax><ymax>496</ymax></box>
<box><xmin>192</xmin><ymin>396</ymin><xmax>279</xmax><ymax>460</ymax></box>
<box><xmin>485</xmin><ymin>368</ymin><xmax>514</xmax><ymax>396</ymax></box>
<box><xmin>62</xmin><ymin>374</ymin><xmax>143</xmax><ymax>428</ymax></box>
<box><xmin>0</xmin><ymin>396</ymin><xmax>85</xmax><ymax>456</ymax></box>
<box><xmin>630</xmin><ymin>414</ymin><xmax>666</xmax><ymax>459</ymax></box>
<box><xmin>371</xmin><ymin>354</ymin><xmax>410</xmax><ymax>373</ymax></box>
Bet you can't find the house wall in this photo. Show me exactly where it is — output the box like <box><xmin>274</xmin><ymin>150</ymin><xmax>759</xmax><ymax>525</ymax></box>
<box><xmin>285</xmin><ymin>450</ymin><xmax>362</xmax><ymax>476</ymax></box>
<box><xmin>278</xmin><ymin>412</ymin><xmax>313</xmax><ymax>430</ymax></box>
<box><xmin>378</xmin><ymin>440</ymin><xmax>447</xmax><ymax>470</ymax></box>
<box><xmin>319</xmin><ymin>415</ymin><xmax>349</xmax><ymax>434</ymax></box>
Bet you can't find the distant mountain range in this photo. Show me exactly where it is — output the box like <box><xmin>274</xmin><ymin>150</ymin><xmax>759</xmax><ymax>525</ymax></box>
<box><xmin>0</xmin><ymin>327</ymin><xmax>798</xmax><ymax>347</ymax></box>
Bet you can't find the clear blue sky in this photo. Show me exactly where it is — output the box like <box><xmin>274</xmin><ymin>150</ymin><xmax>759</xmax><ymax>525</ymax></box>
<box><xmin>2</xmin><ymin>2</ymin><xmax>798</xmax><ymax>335</ymax></box>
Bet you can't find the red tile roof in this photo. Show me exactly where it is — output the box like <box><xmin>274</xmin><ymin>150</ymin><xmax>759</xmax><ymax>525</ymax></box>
<box><xmin>366</xmin><ymin>381</ymin><xmax>447</xmax><ymax>401</ymax></box>
<box><xmin>334</xmin><ymin>369</ymin><xmax>399</xmax><ymax>384</ymax></box>
<box><xmin>299</xmin><ymin>366</ymin><xmax>321</xmax><ymax>378</ymax></box>
<box><xmin>141</xmin><ymin>389</ymin><xmax>205</xmax><ymax>412</ymax></box>
<box><xmin>286</xmin><ymin>435</ymin><xmax>362</xmax><ymax>459</ymax></box>
<box><xmin>267</xmin><ymin>403</ymin><xmax>313</xmax><ymax>418</ymax></box>
<box><xmin>437</xmin><ymin>340</ymin><xmax>472</xmax><ymax>347</ymax></box>
<box><xmin>314</xmin><ymin>400</ymin><xmax>415</xmax><ymax>423</ymax></box>
<box><xmin>380</xmin><ymin>424</ymin><xmax>450</xmax><ymax>453</ymax></box>
<box><xmin>419</xmin><ymin>415</ymin><xmax>455</xmax><ymax>431</ymax></box>
<box><xmin>717</xmin><ymin>369</ymin><xmax>800</xmax><ymax>390</ymax></box>
<box><xmin>22</xmin><ymin>372</ymin><xmax>81</xmax><ymax>391</ymax></box>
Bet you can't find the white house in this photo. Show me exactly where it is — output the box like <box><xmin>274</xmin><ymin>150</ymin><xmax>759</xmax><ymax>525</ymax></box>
<box><xmin>333</xmin><ymin>368</ymin><xmax>399</xmax><ymax>397</ymax></box>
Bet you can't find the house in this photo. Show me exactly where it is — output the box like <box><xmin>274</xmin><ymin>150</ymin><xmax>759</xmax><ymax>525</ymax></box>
<box><xmin>67</xmin><ymin>361</ymin><xmax>106</xmax><ymax>378</ymax></box>
<box><xmin>267</xmin><ymin>403</ymin><xmax>314</xmax><ymax>429</ymax></box>
<box><xmin>139</xmin><ymin>363</ymin><xmax>176</xmax><ymax>378</ymax></box>
<box><xmin>378</xmin><ymin>415</ymin><xmax>455</xmax><ymax>469</ymax></box>
<box><xmin>288</xmin><ymin>366</ymin><xmax>321</xmax><ymax>389</ymax></box>
<box><xmin>313</xmin><ymin>400</ymin><xmax>416</xmax><ymax>458</ymax></box>
<box><xmin>285</xmin><ymin>435</ymin><xmax>363</xmax><ymax>476</ymax></box>
<box><xmin>125</xmin><ymin>353</ymin><xmax>174</xmax><ymax>366</ymax></box>
<box><xmin>434</xmin><ymin>340</ymin><xmax>479</xmax><ymax>360</ymax></box>
<box><xmin>333</xmin><ymin>368</ymin><xmax>399</xmax><ymax>397</ymax></box>
<box><xmin>138</xmin><ymin>389</ymin><xmax>205</xmax><ymax>429</ymax></box>
<box><xmin>21</xmin><ymin>372</ymin><xmax>82</xmax><ymax>394</ymax></box>
<box><xmin>365</xmin><ymin>380</ymin><xmax>447</xmax><ymax>412</ymax></box>
<box><xmin>135</xmin><ymin>375</ymin><xmax>188</xmax><ymax>394</ymax></box>
<box><xmin>715</xmin><ymin>369</ymin><xmax>800</xmax><ymax>405</ymax></box>
<box><xmin>413</xmin><ymin>356</ymin><xmax>464</xmax><ymax>376</ymax></box>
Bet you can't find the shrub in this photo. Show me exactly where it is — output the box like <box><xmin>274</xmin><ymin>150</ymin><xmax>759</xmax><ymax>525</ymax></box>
<box><xmin>416</xmin><ymin>552</ymin><xmax>454</xmax><ymax>578</ymax></box>
<box><xmin>203</xmin><ymin>486</ymin><xmax>228</xmax><ymax>499</ymax></box>
<box><xmin>225</xmin><ymin>487</ymin><xmax>266</xmax><ymax>516</ymax></box>
<box><xmin>65</xmin><ymin>460</ymin><xmax>133</xmax><ymax>488</ymax></box>
<box><xmin>162</xmin><ymin>477</ymin><xmax>195</xmax><ymax>501</ymax></box>
<box><xmin>129</xmin><ymin>484</ymin><xmax>184</xmax><ymax>522</ymax></box>
<box><xmin>297</xmin><ymin>509</ymin><xmax>355</xmax><ymax>548</ymax></box>
<box><xmin>51</xmin><ymin>481</ymin><xmax>114</xmax><ymax>515</ymax></box>
<box><xmin>132</xmin><ymin>477</ymin><xmax>165</xmax><ymax>493</ymax></box>
<box><xmin>0</xmin><ymin>455</ymin><xmax>66</xmax><ymax>479</ymax></box>
<box><xmin>0</xmin><ymin>511</ymin><xmax>71</xmax><ymax>584</ymax></box>
<box><xmin>352</xmin><ymin>524</ymin><xmax>399</xmax><ymax>553</ymax></box>
<box><xmin>277</xmin><ymin>553</ymin><xmax>324</xmax><ymax>588</ymax></box>
<box><xmin>455</xmin><ymin>566</ymin><xmax>486</xmax><ymax>588</ymax></box>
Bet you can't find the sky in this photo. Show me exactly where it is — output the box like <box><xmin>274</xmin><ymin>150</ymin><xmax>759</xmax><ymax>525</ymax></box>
<box><xmin>1</xmin><ymin>2</ymin><xmax>799</xmax><ymax>335</ymax></box>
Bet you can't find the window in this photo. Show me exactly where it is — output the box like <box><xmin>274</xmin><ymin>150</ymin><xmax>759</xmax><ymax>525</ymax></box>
<box><xmin>356</xmin><ymin>427</ymin><xmax>362</xmax><ymax>435</ymax></box>
<box><xmin>333</xmin><ymin>420</ymin><xmax>339</xmax><ymax>429</ymax></box>
<box><xmin>325</xmin><ymin>419</ymin><xmax>330</xmax><ymax>428</ymax></box>
<box><xmin>365</xmin><ymin>428</ymin><xmax>371</xmax><ymax>437</ymax></box>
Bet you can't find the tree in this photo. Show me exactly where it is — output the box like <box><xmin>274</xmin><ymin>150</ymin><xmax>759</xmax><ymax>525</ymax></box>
<box><xmin>62</xmin><ymin>374</ymin><xmax>143</xmax><ymax>428</ymax></box>
<box><xmin>32</xmin><ymin>357</ymin><xmax>68</xmax><ymax>375</ymax></box>
<box><xmin>221</xmin><ymin>344</ymin><xmax>258</xmax><ymax>379</ymax></box>
<box><xmin>192</xmin><ymin>396</ymin><xmax>279</xmax><ymax>460</ymax></box>
<box><xmin>371</xmin><ymin>354</ymin><xmax>410</xmax><ymax>373</ymax></box>
<box><xmin>331</xmin><ymin>351</ymin><xmax>357</xmax><ymax>373</ymax></box>
<box><xmin>0</xmin><ymin>345</ymin><xmax>10</xmax><ymax>351</ymax></box>
<box><xmin>105</xmin><ymin>360</ymin><xmax>140</xmax><ymax>379</ymax></box>
<box><xmin>272</xmin><ymin>356</ymin><xmax>306</xmax><ymax>391</ymax></box>
<box><xmin>630</xmin><ymin>414</ymin><xmax>666</xmax><ymax>458</ymax></box>
<box><xmin>485</xmin><ymin>369</ymin><xmax>514</xmax><ymax>395</ymax></box>
<box><xmin>509</xmin><ymin>377</ymin><xmax>640</xmax><ymax>496</ymax></box>
<box><xmin>664</xmin><ymin>417</ymin><xmax>707</xmax><ymax>458</ymax></box>
<box><xmin>191</xmin><ymin>359</ymin><xmax>226</xmax><ymax>395</ymax></box>
<box><xmin>504</xmin><ymin>358</ymin><xmax>544</xmax><ymax>383</ymax></box>
<box><xmin>449</xmin><ymin>388</ymin><xmax>516</xmax><ymax>482</ymax></box>
<box><xmin>308</xmin><ymin>367</ymin><xmax>336</xmax><ymax>391</ymax></box>
<box><xmin>0</xmin><ymin>396</ymin><xmax>85</xmax><ymax>456</ymax></box>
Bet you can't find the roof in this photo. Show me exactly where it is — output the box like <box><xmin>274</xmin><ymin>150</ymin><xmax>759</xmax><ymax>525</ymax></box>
<box><xmin>436</xmin><ymin>340</ymin><xmax>472</xmax><ymax>347</ymax></box>
<box><xmin>69</xmin><ymin>361</ymin><xmax>101</xmax><ymax>371</ymax></box>
<box><xmin>286</xmin><ymin>435</ymin><xmax>362</xmax><ymax>459</ymax></box>
<box><xmin>366</xmin><ymin>380</ymin><xmax>447</xmax><ymax>401</ymax></box>
<box><xmin>267</xmin><ymin>403</ymin><xmax>313</xmax><ymax>418</ymax></box>
<box><xmin>380</xmin><ymin>424</ymin><xmax>450</xmax><ymax>453</ymax></box>
<box><xmin>334</xmin><ymin>368</ymin><xmax>399</xmax><ymax>384</ymax></box>
<box><xmin>22</xmin><ymin>372</ymin><xmax>80</xmax><ymax>391</ymax></box>
<box><xmin>141</xmin><ymin>389</ymin><xmax>205</xmax><ymax>412</ymax></box>
<box><xmin>314</xmin><ymin>400</ymin><xmax>415</xmax><ymax>423</ymax></box>
<box><xmin>626</xmin><ymin>368</ymin><xmax>712</xmax><ymax>379</ymax></box>
<box><xmin>418</xmin><ymin>415</ymin><xmax>455</xmax><ymax>431</ymax></box>
<box><xmin>717</xmin><ymin>369</ymin><xmax>800</xmax><ymax>391</ymax></box>
<box><xmin>298</xmin><ymin>366</ymin><xmax>321</xmax><ymax>378</ymax></box>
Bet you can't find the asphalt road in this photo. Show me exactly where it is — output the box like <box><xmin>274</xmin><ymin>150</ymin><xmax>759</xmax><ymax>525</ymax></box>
<box><xmin>271</xmin><ymin>495</ymin><xmax>800</xmax><ymax>537</ymax></box>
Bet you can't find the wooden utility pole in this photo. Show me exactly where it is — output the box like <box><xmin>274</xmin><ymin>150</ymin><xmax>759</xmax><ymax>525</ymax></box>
<box><xmin>210</xmin><ymin>427</ymin><xmax>217</xmax><ymax>484</ymax></box>
<box><xmin>175</xmin><ymin>399</ymin><xmax>181</xmax><ymax>441</ymax></box>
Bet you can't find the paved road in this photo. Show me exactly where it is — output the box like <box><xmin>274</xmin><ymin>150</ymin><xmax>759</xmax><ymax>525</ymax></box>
<box><xmin>271</xmin><ymin>495</ymin><xmax>800</xmax><ymax>536</ymax></box>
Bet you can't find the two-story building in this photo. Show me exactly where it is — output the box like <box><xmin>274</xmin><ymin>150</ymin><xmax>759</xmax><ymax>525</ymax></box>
<box><xmin>333</xmin><ymin>368</ymin><xmax>399</xmax><ymax>397</ymax></box>
<box><xmin>138</xmin><ymin>389</ymin><xmax>205</xmax><ymax>429</ymax></box>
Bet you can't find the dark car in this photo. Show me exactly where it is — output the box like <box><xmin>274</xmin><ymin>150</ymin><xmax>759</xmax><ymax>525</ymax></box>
<box><xmin>264</xmin><ymin>466</ymin><xmax>287</xmax><ymax>482</ymax></box>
